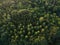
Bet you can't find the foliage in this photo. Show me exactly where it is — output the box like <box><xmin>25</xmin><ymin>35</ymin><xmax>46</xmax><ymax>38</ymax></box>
<box><xmin>0</xmin><ymin>0</ymin><xmax>60</xmax><ymax>45</ymax></box>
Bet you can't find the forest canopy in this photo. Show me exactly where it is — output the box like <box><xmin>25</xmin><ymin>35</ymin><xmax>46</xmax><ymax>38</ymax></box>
<box><xmin>0</xmin><ymin>0</ymin><xmax>60</xmax><ymax>45</ymax></box>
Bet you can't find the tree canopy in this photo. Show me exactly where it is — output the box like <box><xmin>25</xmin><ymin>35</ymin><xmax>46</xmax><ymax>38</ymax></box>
<box><xmin>0</xmin><ymin>0</ymin><xmax>60</xmax><ymax>45</ymax></box>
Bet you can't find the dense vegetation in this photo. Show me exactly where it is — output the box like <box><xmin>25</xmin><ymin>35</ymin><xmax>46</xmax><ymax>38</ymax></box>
<box><xmin>0</xmin><ymin>0</ymin><xmax>60</xmax><ymax>45</ymax></box>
